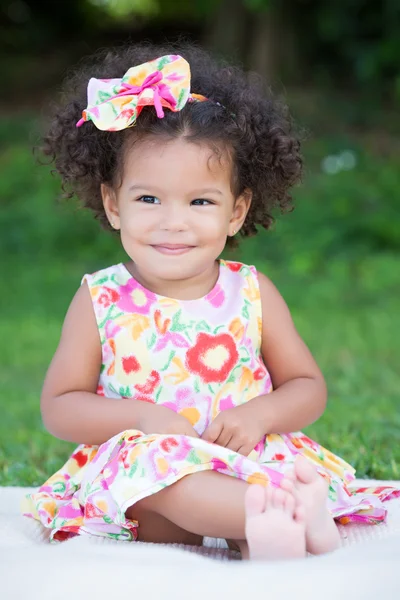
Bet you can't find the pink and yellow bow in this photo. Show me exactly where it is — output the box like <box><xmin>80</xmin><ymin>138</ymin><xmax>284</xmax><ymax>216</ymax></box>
<box><xmin>76</xmin><ymin>54</ymin><xmax>207</xmax><ymax>131</ymax></box>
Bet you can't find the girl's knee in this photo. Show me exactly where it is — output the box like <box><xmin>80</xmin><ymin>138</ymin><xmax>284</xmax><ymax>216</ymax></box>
<box><xmin>126</xmin><ymin>502</ymin><xmax>202</xmax><ymax>545</ymax></box>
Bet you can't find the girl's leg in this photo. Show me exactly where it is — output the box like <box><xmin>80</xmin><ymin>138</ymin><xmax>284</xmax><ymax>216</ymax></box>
<box><xmin>127</xmin><ymin>470</ymin><xmax>306</xmax><ymax>560</ymax></box>
<box><xmin>130</xmin><ymin>471</ymin><xmax>249</xmax><ymax>540</ymax></box>
<box><xmin>127</xmin><ymin>503</ymin><xmax>203</xmax><ymax>546</ymax></box>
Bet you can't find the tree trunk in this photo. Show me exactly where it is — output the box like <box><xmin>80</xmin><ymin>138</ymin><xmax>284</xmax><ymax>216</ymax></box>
<box><xmin>247</xmin><ymin>6</ymin><xmax>298</xmax><ymax>84</ymax></box>
<box><xmin>203</xmin><ymin>0</ymin><xmax>250</xmax><ymax>64</ymax></box>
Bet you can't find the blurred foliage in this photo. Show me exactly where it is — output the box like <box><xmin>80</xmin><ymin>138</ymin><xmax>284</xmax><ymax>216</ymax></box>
<box><xmin>0</xmin><ymin>114</ymin><xmax>398</xmax><ymax>271</ymax></box>
<box><xmin>0</xmin><ymin>0</ymin><xmax>399</xmax><ymax>102</ymax></box>
<box><xmin>284</xmin><ymin>0</ymin><xmax>400</xmax><ymax>100</ymax></box>
<box><xmin>89</xmin><ymin>0</ymin><xmax>158</xmax><ymax>18</ymax></box>
<box><xmin>1</xmin><ymin>113</ymin><xmax>399</xmax><ymax>483</ymax></box>
<box><xmin>0</xmin><ymin>0</ymin><xmax>399</xmax><ymax>483</ymax></box>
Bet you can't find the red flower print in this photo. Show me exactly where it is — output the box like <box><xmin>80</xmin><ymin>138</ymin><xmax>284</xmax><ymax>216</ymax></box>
<box><xmin>120</xmin><ymin>108</ymin><xmax>135</xmax><ymax>121</ymax></box>
<box><xmin>271</xmin><ymin>453</ymin><xmax>286</xmax><ymax>461</ymax></box>
<box><xmin>253</xmin><ymin>367</ymin><xmax>266</xmax><ymax>381</ymax></box>
<box><xmin>122</xmin><ymin>355</ymin><xmax>140</xmax><ymax>374</ymax></box>
<box><xmin>72</xmin><ymin>449</ymin><xmax>89</xmax><ymax>468</ymax></box>
<box><xmin>98</xmin><ymin>286</ymin><xmax>120</xmax><ymax>308</ymax></box>
<box><xmin>97</xmin><ymin>385</ymin><xmax>105</xmax><ymax>396</ymax></box>
<box><xmin>126</xmin><ymin>433</ymin><xmax>142</xmax><ymax>442</ymax></box>
<box><xmin>133</xmin><ymin>394</ymin><xmax>155</xmax><ymax>404</ymax></box>
<box><xmin>160</xmin><ymin>437</ymin><xmax>180</xmax><ymax>453</ymax></box>
<box><xmin>298</xmin><ymin>434</ymin><xmax>320</xmax><ymax>452</ymax></box>
<box><xmin>226</xmin><ymin>262</ymin><xmax>242</xmax><ymax>272</ymax></box>
<box><xmin>186</xmin><ymin>332</ymin><xmax>238</xmax><ymax>383</ymax></box>
<box><xmin>54</xmin><ymin>530</ymin><xmax>79</xmax><ymax>541</ymax></box>
<box><xmin>134</xmin><ymin>370</ymin><xmax>160</xmax><ymax>395</ymax></box>
<box><xmin>85</xmin><ymin>502</ymin><xmax>105</xmax><ymax>519</ymax></box>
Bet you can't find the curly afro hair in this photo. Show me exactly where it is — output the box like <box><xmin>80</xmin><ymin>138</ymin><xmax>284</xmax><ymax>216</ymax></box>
<box><xmin>42</xmin><ymin>41</ymin><xmax>302</xmax><ymax>243</ymax></box>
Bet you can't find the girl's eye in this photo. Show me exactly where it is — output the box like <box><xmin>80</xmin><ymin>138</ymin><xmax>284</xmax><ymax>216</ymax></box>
<box><xmin>191</xmin><ymin>199</ymin><xmax>213</xmax><ymax>206</ymax></box>
<box><xmin>138</xmin><ymin>195</ymin><xmax>160</xmax><ymax>204</ymax></box>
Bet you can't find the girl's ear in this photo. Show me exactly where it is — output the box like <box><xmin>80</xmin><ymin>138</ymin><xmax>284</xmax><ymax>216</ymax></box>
<box><xmin>101</xmin><ymin>183</ymin><xmax>121</xmax><ymax>230</ymax></box>
<box><xmin>229</xmin><ymin>189</ymin><xmax>252</xmax><ymax>237</ymax></box>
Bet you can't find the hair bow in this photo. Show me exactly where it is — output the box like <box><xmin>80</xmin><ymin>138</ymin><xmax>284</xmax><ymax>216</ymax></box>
<box><xmin>76</xmin><ymin>54</ymin><xmax>207</xmax><ymax>131</ymax></box>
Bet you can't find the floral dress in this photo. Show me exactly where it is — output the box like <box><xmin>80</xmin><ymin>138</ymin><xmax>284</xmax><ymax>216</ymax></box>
<box><xmin>22</xmin><ymin>260</ymin><xmax>399</xmax><ymax>541</ymax></box>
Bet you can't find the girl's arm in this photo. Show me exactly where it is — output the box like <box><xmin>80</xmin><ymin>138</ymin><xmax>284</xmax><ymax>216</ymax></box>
<box><xmin>41</xmin><ymin>283</ymin><xmax>190</xmax><ymax>445</ymax></box>
<box><xmin>254</xmin><ymin>271</ymin><xmax>328</xmax><ymax>434</ymax></box>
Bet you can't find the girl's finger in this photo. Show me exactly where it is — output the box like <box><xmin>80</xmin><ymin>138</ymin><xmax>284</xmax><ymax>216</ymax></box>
<box><xmin>226</xmin><ymin>436</ymin><xmax>243</xmax><ymax>453</ymax></box>
<box><xmin>237</xmin><ymin>444</ymin><xmax>251</xmax><ymax>456</ymax></box>
<box><xmin>187</xmin><ymin>428</ymin><xmax>200</xmax><ymax>438</ymax></box>
<box><xmin>215</xmin><ymin>428</ymin><xmax>233</xmax><ymax>448</ymax></box>
<box><xmin>202</xmin><ymin>420</ymin><xmax>222</xmax><ymax>442</ymax></box>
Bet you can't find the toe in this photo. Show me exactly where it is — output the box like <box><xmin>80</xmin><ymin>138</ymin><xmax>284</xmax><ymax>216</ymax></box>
<box><xmin>271</xmin><ymin>487</ymin><xmax>285</xmax><ymax>509</ymax></box>
<box><xmin>245</xmin><ymin>484</ymin><xmax>267</xmax><ymax>517</ymax></box>
<box><xmin>294</xmin><ymin>504</ymin><xmax>305</xmax><ymax>524</ymax></box>
<box><xmin>285</xmin><ymin>466</ymin><xmax>296</xmax><ymax>482</ymax></box>
<box><xmin>283</xmin><ymin>490</ymin><xmax>295</xmax><ymax>516</ymax></box>
<box><xmin>280</xmin><ymin>477</ymin><xmax>295</xmax><ymax>493</ymax></box>
<box><xmin>294</xmin><ymin>455</ymin><xmax>318</xmax><ymax>484</ymax></box>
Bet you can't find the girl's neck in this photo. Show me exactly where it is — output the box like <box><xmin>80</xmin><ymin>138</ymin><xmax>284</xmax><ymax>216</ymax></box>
<box><xmin>125</xmin><ymin>259</ymin><xmax>221</xmax><ymax>301</ymax></box>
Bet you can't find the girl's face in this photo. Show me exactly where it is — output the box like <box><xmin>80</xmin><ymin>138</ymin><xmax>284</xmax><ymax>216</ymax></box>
<box><xmin>102</xmin><ymin>136</ymin><xmax>250</xmax><ymax>288</ymax></box>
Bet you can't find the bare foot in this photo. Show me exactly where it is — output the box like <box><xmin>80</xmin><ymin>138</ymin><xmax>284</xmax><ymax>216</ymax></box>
<box><xmin>280</xmin><ymin>455</ymin><xmax>341</xmax><ymax>555</ymax></box>
<box><xmin>244</xmin><ymin>484</ymin><xmax>306</xmax><ymax>561</ymax></box>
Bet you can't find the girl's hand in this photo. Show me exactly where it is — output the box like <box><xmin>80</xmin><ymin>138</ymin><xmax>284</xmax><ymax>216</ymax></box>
<box><xmin>201</xmin><ymin>402</ymin><xmax>265</xmax><ymax>456</ymax></box>
<box><xmin>136</xmin><ymin>402</ymin><xmax>199</xmax><ymax>438</ymax></box>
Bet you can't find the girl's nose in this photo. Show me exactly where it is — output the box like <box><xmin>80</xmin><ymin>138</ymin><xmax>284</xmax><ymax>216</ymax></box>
<box><xmin>159</xmin><ymin>205</ymin><xmax>189</xmax><ymax>232</ymax></box>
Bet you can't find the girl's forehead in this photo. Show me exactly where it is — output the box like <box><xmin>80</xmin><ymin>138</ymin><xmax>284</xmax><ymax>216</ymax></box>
<box><xmin>122</xmin><ymin>136</ymin><xmax>233</xmax><ymax>185</ymax></box>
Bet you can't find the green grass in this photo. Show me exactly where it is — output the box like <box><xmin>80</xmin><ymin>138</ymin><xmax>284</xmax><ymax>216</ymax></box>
<box><xmin>1</xmin><ymin>252</ymin><xmax>399</xmax><ymax>486</ymax></box>
<box><xmin>1</xmin><ymin>113</ymin><xmax>399</xmax><ymax>486</ymax></box>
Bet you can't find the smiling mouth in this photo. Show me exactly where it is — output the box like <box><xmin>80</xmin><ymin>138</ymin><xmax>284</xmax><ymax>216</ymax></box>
<box><xmin>151</xmin><ymin>244</ymin><xmax>195</xmax><ymax>255</ymax></box>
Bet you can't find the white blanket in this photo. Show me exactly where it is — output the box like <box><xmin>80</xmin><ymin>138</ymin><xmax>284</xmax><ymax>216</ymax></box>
<box><xmin>1</xmin><ymin>482</ymin><xmax>400</xmax><ymax>600</ymax></box>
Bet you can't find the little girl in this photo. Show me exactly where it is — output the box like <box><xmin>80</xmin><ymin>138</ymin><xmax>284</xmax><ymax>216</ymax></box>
<box><xmin>23</xmin><ymin>43</ymin><xmax>398</xmax><ymax>560</ymax></box>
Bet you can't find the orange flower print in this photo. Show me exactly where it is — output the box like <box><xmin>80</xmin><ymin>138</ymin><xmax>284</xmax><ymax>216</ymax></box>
<box><xmin>243</xmin><ymin>275</ymin><xmax>260</xmax><ymax>302</ymax></box>
<box><xmin>228</xmin><ymin>317</ymin><xmax>244</xmax><ymax>341</ymax></box>
<box><xmin>186</xmin><ymin>332</ymin><xmax>238</xmax><ymax>383</ymax></box>
<box><xmin>257</xmin><ymin>316</ymin><xmax>262</xmax><ymax>337</ymax></box>
<box><xmin>239</xmin><ymin>366</ymin><xmax>254</xmax><ymax>392</ymax></box>
<box><xmin>164</xmin><ymin>356</ymin><xmax>190</xmax><ymax>385</ymax></box>
<box><xmin>114</xmin><ymin>314</ymin><xmax>150</xmax><ymax>341</ymax></box>
<box><xmin>154</xmin><ymin>309</ymin><xmax>171</xmax><ymax>334</ymax></box>
<box><xmin>107</xmin><ymin>338</ymin><xmax>116</xmax><ymax>376</ymax></box>
<box><xmin>153</xmin><ymin>309</ymin><xmax>189</xmax><ymax>352</ymax></box>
